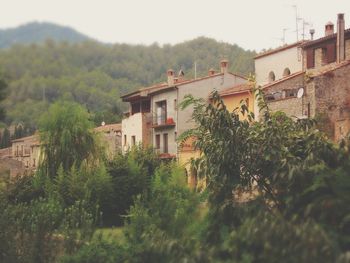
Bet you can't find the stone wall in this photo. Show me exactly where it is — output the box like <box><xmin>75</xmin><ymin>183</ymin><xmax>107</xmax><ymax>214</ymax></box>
<box><xmin>308</xmin><ymin>63</ymin><xmax>350</xmax><ymax>141</ymax></box>
<box><xmin>264</xmin><ymin>73</ymin><xmax>305</xmax><ymax>118</ymax></box>
<box><xmin>345</xmin><ymin>39</ymin><xmax>350</xmax><ymax>59</ymax></box>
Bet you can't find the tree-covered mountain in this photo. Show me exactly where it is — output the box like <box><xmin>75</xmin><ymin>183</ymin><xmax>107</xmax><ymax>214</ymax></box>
<box><xmin>0</xmin><ymin>22</ymin><xmax>92</xmax><ymax>49</ymax></box>
<box><xmin>0</xmin><ymin>34</ymin><xmax>256</xmax><ymax>131</ymax></box>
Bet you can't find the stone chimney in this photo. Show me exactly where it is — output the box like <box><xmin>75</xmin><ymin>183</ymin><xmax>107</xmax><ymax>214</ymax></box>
<box><xmin>325</xmin><ymin>21</ymin><xmax>334</xmax><ymax>36</ymax></box>
<box><xmin>167</xmin><ymin>69</ymin><xmax>174</xmax><ymax>86</ymax></box>
<box><xmin>220</xmin><ymin>59</ymin><xmax>229</xmax><ymax>74</ymax></box>
<box><xmin>337</xmin><ymin>13</ymin><xmax>345</xmax><ymax>63</ymax></box>
<box><xmin>208</xmin><ymin>68</ymin><xmax>216</xmax><ymax>76</ymax></box>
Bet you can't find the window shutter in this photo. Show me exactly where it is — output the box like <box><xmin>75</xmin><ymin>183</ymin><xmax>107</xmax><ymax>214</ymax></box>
<box><xmin>306</xmin><ymin>49</ymin><xmax>315</xmax><ymax>69</ymax></box>
<box><xmin>327</xmin><ymin>43</ymin><xmax>336</xmax><ymax>63</ymax></box>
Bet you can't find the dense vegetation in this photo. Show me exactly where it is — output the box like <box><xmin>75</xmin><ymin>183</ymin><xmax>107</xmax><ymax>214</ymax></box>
<box><xmin>1</xmin><ymin>91</ymin><xmax>350</xmax><ymax>262</ymax></box>
<box><xmin>0</xmin><ymin>31</ymin><xmax>255</xmax><ymax>133</ymax></box>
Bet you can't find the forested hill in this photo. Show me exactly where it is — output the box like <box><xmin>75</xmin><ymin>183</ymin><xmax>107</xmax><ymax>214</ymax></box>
<box><xmin>0</xmin><ymin>36</ymin><xmax>256</xmax><ymax>131</ymax></box>
<box><xmin>0</xmin><ymin>22</ymin><xmax>92</xmax><ymax>49</ymax></box>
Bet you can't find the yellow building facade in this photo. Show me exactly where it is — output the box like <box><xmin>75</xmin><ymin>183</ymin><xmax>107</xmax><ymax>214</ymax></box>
<box><xmin>178</xmin><ymin>83</ymin><xmax>254</xmax><ymax>188</ymax></box>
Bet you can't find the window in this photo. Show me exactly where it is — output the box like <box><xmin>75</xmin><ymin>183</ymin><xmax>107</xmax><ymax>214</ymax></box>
<box><xmin>306</xmin><ymin>49</ymin><xmax>315</xmax><ymax>69</ymax></box>
<box><xmin>124</xmin><ymin>135</ymin><xmax>127</xmax><ymax>146</ymax></box>
<box><xmin>131</xmin><ymin>102</ymin><xmax>141</xmax><ymax>115</ymax></box>
<box><xmin>141</xmin><ymin>100</ymin><xmax>151</xmax><ymax>113</ymax></box>
<box><xmin>321</xmin><ymin>43</ymin><xmax>336</xmax><ymax>65</ymax></box>
<box><xmin>163</xmin><ymin>133</ymin><xmax>168</xmax><ymax>153</ymax></box>
<box><xmin>156</xmin><ymin>100</ymin><xmax>167</xmax><ymax>125</ymax></box>
<box><xmin>131</xmin><ymin>136</ymin><xmax>136</xmax><ymax>146</ymax></box>
<box><xmin>174</xmin><ymin>132</ymin><xmax>177</xmax><ymax>141</ymax></box>
<box><xmin>155</xmin><ymin>134</ymin><xmax>160</xmax><ymax>149</ymax></box>
<box><xmin>33</xmin><ymin>158</ymin><xmax>36</xmax><ymax>167</ymax></box>
<box><xmin>268</xmin><ymin>71</ymin><xmax>275</xmax><ymax>83</ymax></box>
<box><xmin>283</xmin><ymin>68</ymin><xmax>291</xmax><ymax>77</ymax></box>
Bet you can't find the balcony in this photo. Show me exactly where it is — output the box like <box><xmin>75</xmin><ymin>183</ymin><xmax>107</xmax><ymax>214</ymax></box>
<box><xmin>151</xmin><ymin>114</ymin><xmax>176</xmax><ymax>129</ymax></box>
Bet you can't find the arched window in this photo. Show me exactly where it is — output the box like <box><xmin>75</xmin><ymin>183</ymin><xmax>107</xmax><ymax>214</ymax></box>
<box><xmin>283</xmin><ymin>68</ymin><xmax>291</xmax><ymax>77</ymax></box>
<box><xmin>268</xmin><ymin>71</ymin><xmax>275</xmax><ymax>83</ymax></box>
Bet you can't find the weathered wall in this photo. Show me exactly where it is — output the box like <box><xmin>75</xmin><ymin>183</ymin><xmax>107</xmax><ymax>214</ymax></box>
<box><xmin>255</xmin><ymin>46</ymin><xmax>302</xmax><ymax>86</ymax></box>
<box><xmin>177</xmin><ymin>73</ymin><xmax>246</xmax><ymax>136</ymax></box>
<box><xmin>122</xmin><ymin>113</ymin><xmax>145</xmax><ymax>152</ymax></box>
<box><xmin>264</xmin><ymin>74</ymin><xmax>305</xmax><ymax>118</ymax></box>
<box><xmin>308</xmin><ymin>63</ymin><xmax>350</xmax><ymax>141</ymax></box>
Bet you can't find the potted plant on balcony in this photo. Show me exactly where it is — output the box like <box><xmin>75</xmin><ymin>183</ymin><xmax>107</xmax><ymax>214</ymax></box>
<box><xmin>166</xmin><ymin>117</ymin><xmax>174</xmax><ymax>124</ymax></box>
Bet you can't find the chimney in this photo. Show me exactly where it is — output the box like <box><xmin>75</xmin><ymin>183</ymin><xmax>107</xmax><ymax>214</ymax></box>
<box><xmin>167</xmin><ymin>69</ymin><xmax>174</xmax><ymax>86</ymax></box>
<box><xmin>325</xmin><ymin>21</ymin><xmax>334</xmax><ymax>36</ymax></box>
<box><xmin>309</xmin><ymin>29</ymin><xmax>315</xmax><ymax>40</ymax></box>
<box><xmin>337</xmin><ymin>13</ymin><xmax>345</xmax><ymax>63</ymax></box>
<box><xmin>208</xmin><ymin>68</ymin><xmax>215</xmax><ymax>76</ymax></box>
<box><xmin>220</xmin><ymin>59</ymin><xmax>229</xmax><ymax>74</ymax></box>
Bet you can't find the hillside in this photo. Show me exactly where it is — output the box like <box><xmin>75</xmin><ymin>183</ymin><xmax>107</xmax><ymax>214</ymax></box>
<box><xmin>0</xmin><ymin>34</ymin><xmax>256</xmax><ymax>132</ymax></box>
<box><xmin>0</xmin><ymin>22</ymin><xmax>92</xmax><ymax>48</ymax></box>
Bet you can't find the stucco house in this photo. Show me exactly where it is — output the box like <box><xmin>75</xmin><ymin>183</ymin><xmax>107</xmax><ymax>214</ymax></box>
<box><xmin>121</xmin><ymin>60</ymin><xmax>247</xmax><ymax>179</ymax></box>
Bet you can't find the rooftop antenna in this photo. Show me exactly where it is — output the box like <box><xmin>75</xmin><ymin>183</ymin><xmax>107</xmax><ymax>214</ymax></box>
<box><xmin>282</xmin><ymin>28</ymin><xmax>288</xmax><ymax>44</ymax></box>
<box><xmin>301</xmin><ymin>20</ymin><xmax>311</xmax><ymax>40</ymax></box>
<box><xmin>292</xmin><ymin>5</ymin><xmax>301</xmax><ymax>41</ymax></box>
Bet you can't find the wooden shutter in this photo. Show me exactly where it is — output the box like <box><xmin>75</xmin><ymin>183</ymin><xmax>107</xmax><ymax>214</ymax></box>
<box><xmin>306</xmin><ymin>49</ymin><xmax>315</xmax><ymax>69</ymax></box>
<box><xmin>327</xmin><ymin>43</ymin><xmax>336</xmax><ymax>63</ymax></box>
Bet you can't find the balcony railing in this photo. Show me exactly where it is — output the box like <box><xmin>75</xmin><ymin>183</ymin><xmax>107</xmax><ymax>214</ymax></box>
<box><xmin>152</xmin><ymin>114</ymin><xmax>176</xmax><ymax>128</ymax></box>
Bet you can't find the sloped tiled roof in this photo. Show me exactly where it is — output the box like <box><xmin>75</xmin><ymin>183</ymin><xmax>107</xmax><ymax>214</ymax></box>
<box><xmin>94</xmin><ymin>123</ymin><xmax>122</xmax><ymax>132</ymax></box>
<box><xmin>219</xmin><ymin>83</ymin><xmax>253</xmax><ymax>97</ymax></box>
<box><xmin>121</xmin><ymin>72</ymin><xmax>247</xmax><ymax>100</ymax></box>
<box><xmin>255</xmin><ymin>41</ymin><xmax>307</xmax><ymax>59</ymax></box>
<box><xmin>262</xmin><ymin>71</ymin><xmax>304</xmax><ymax>89</ymax></box>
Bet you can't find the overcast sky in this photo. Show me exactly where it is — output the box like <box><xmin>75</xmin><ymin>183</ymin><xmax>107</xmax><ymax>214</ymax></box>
<box><xmin>1</xmin><ymin>0</ymin><xmax>349</xmax><ymax>51</ymax></box>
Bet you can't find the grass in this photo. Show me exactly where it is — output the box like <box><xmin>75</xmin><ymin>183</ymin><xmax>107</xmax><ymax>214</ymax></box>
<box><xmin>93</xmin><ymin>227</ymin><xmax>125</xmax><ymax>243</ymax></box>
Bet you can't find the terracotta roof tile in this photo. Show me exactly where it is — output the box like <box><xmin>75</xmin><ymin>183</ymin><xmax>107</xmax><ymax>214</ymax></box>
<box><xmin>121</xmin><ymin>72</ymin><xmax>247</xmax><ymax>100</ymax></box>
<box><xmin>302</xmin><ymin>28</ymin><xmax>350</xmax><ymax>48</ymax></box>
<box><xmin>255</xmin><ymin>41</ymin><xmax>307</xmax><ymax>59</ymax></box>
<box><xmin>219</xmin><ymin>83</ymin><xmax>253</xmax><ymax>97</ymax></box>
<box><xmin>94</xmin><ymin>123</ymin><xmax>122</xmax><ymax>132</ymax></box>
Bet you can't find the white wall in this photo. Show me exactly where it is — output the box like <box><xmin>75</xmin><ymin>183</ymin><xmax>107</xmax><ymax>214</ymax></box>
<box><xmin>151</xmin><ymin>89</ymin><xmax>178</xmax><ymax>155</ymax></box>
<box><xmin>255</xmin><ymin>46</ymin><xmax>302</xmax><ymax>86</ymax></box>
<box><xmin>121</xmin><ymin>113</ymin><xmax>143</xmax><ymax>153</ymax></box>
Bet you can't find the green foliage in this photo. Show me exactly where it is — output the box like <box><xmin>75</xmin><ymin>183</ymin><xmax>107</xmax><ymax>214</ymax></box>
<box><xmin>178</xmin><ymin>89</ymin><xmax>350</xmax><ymax>262</ymax></box>
<box><xmin>39</xmin><ymin>101</ymin><xmax>102</xmax><ymax>177</ymax></box>
<box><xmin>122</xmin><ymin>163</ymin><xmax>202</xmax><ymax>263</ymax></box>
<box><xmin>0</xmin><ymin>36</ymin><xmax>255</xmax><ymax>129</ymax></box>
<box><xmin>104</xmin><ymin>146</ymin><xmax>160</xmax><ymax>226</ymax></box>
<box><xmin>0</xmin><ymin>127</ymin><xmax>11</xmax><ymax>148</ymax></box>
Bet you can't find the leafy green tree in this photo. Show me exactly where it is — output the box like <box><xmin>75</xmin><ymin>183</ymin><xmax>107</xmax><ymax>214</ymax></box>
<box><xmin>0</xmin><ymin>127</ymin><xmax>11</xmax><ymax>148</ymax></box>
<box><xmin>39</xmin><ymin>101</ymin><xmax>101</xmax><ymax>177</ymax></box>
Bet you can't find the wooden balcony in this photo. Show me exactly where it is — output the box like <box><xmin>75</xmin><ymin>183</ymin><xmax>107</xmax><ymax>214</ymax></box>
<box><xmin>151</xmin><ymin>115</ymin><xmax>176</xmax><ymax>129</ymax></box>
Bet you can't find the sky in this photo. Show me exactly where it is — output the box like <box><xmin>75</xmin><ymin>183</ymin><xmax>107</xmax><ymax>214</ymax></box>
<box><xmin>1</xmin><ymin>0</ymin><xmax>349</xmax><ymax>52</ymax></box>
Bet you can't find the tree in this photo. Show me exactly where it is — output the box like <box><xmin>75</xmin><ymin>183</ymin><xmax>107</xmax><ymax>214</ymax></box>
<box><xmin>0</xmin><ymin>78</ymin><xmax>7</xmax><ymax>121</ymax></box>
<box><xmin>0</xmin><ymin>128</ymin><xmax>11</xmax><ymax>148</ymax></box>
<box><xmin>39</xmin><ymin>101</ymin><xmax>101</xmax><ymax>177</ymax></box>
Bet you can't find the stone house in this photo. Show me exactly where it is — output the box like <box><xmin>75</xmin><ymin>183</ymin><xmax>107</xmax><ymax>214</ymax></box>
<box><xmin>11</xmin><ymin>134</ymin><xmax>40</xmax><ymax>170</ymax></box>
<box><xmin>94</xmin><ymin>123</ymin><xmax>122</xmax><ymax>158</ymax></box>
<box><xmin>257</xmin><ymin>13</ymin><xmax>350</xmax><ymax>141</ymax></box>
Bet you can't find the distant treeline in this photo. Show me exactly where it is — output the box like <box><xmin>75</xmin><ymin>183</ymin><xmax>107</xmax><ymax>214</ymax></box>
<box><xmin>0</xmin><ymin>37</ymin><xmax>256</xmax><ymax>131</ymax></box>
